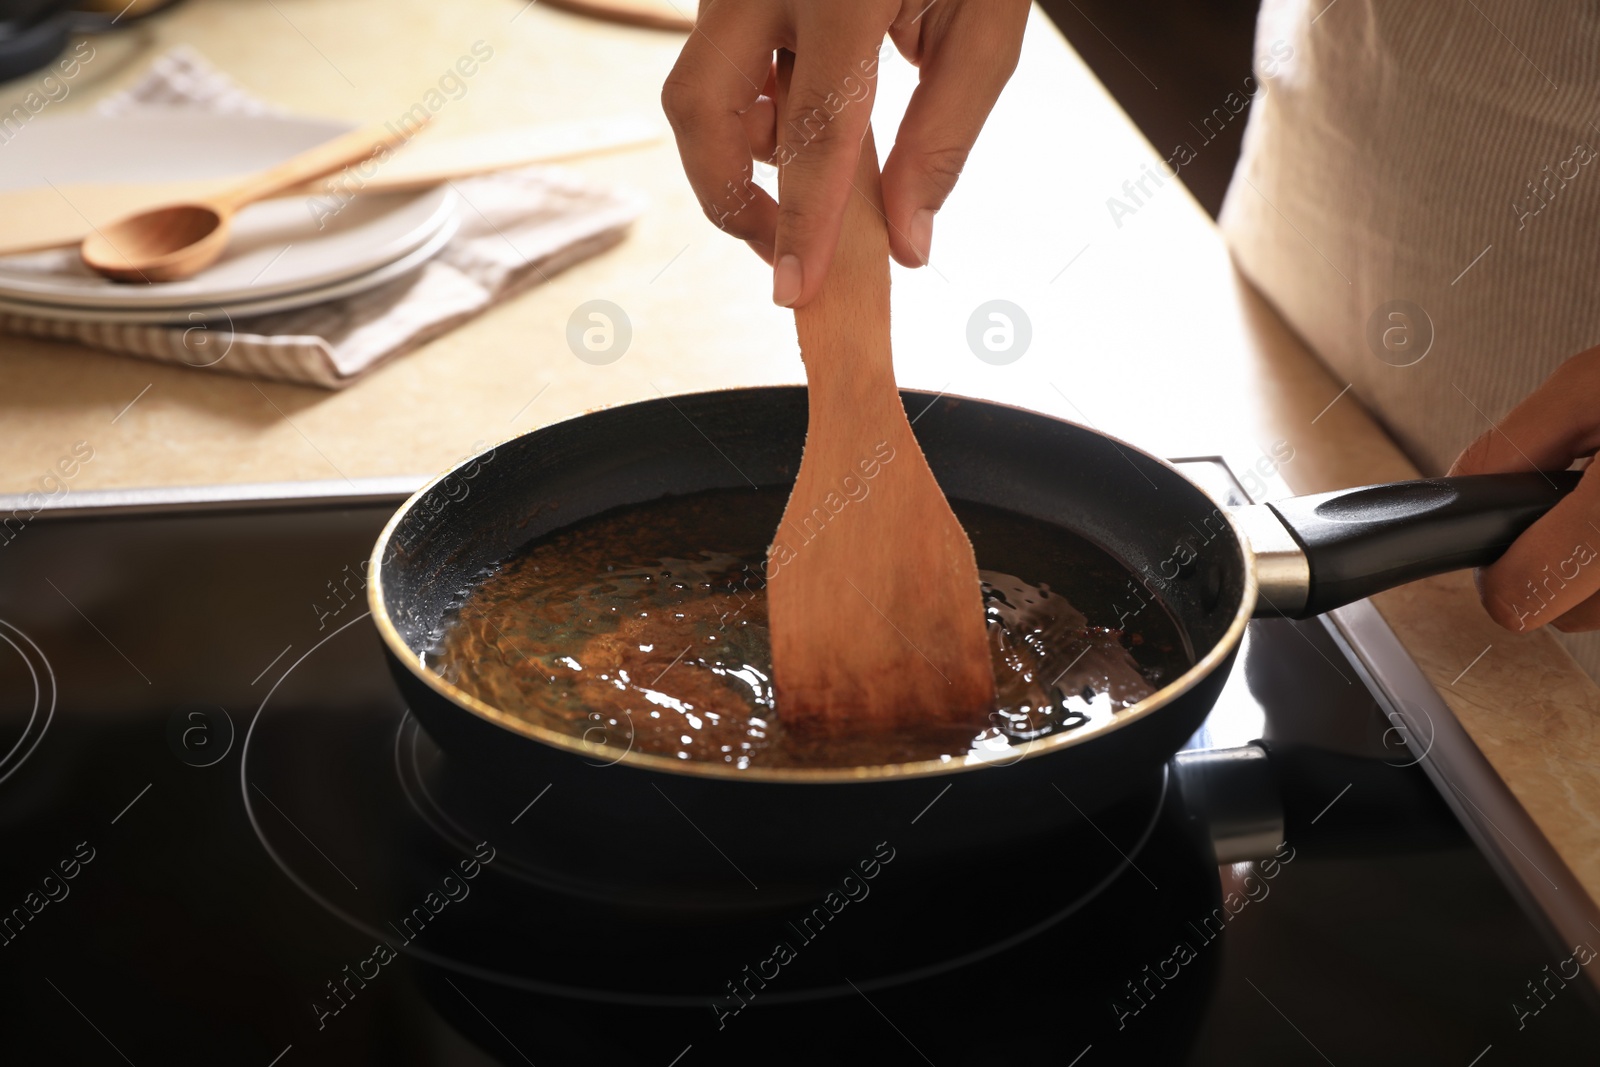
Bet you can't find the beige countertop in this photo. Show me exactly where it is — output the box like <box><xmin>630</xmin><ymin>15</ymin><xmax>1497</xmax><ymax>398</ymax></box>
<box><xmin>5</xmin><ymin>0</ymin><xmax>1600</xmax><ymax>920</ymax></box>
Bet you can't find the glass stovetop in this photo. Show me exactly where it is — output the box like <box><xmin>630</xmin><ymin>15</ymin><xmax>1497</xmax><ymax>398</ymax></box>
<box><xmin>0</xmin><ymin>471</ymin><xmax>1595</xmax><ymax>1065</ymax></box>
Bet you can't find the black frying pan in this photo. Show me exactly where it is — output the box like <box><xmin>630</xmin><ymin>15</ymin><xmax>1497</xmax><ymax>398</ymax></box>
<box><xmin>368</xmin><ymin>387</ymin><xmax>1575</xmax><ymax>910</ymax></box>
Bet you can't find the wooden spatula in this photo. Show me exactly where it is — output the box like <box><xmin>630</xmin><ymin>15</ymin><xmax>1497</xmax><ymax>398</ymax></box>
<box><xmin>767</xmin><ymin>53</ymin><xmax>996</xmax><ymax>740</ymax></box>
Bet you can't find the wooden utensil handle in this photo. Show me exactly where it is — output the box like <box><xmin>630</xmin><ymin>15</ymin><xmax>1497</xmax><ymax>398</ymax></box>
<box><xmin>214</xmin><ymin>122</ymin><xmax>420</xmax><ymax>211</ymax></box>
<box><xmin>775</xmin><ymin>52</ymin><xmax>898</xmax><ymax>412</ymax></box>
<box><xmin>284</xmin><ymin>117</ymin><xmax>663</xmax><ymax>196</ymax></box>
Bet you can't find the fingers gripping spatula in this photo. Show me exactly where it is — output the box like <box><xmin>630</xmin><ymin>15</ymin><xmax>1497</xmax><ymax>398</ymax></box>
<box><xmin>766</xmin><ymin>52</ymin><xmax>996</xmax><ymax>740</ymax></box>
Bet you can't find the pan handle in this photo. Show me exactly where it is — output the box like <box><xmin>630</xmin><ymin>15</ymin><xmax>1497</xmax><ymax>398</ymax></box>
<box><xmin>1236</xmin><ymin>471</ymin><xmax>1583</xmax><ymax>619</ymax></box>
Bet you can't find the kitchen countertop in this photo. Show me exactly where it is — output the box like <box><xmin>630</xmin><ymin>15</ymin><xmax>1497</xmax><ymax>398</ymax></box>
<box><xmin>4</xmin><ymin>0</ymin><xmax>1600</xmax><ymax>925</ymax></box>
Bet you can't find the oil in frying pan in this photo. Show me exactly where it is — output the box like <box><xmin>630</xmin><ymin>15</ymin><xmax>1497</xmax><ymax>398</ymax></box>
<box><xmin>426</xmin><ymin>488</ymin><xmax>1192</xmax><ymax>769</ymax></box>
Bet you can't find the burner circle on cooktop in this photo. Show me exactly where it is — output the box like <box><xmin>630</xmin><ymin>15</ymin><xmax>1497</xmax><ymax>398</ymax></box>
<box><xmin>241</xmin><ymin>615</ymin><xmax>1172</xmax><ymax>1006</ymax></box>
<box><xmin>0</xmin><ymin>618</ymin><xmax>55</xmax><ymax>786</ymax></box>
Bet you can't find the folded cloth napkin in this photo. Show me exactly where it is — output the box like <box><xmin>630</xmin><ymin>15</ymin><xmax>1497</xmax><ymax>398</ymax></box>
<box><xmin>0</xmin><ymin>47</ymin><xmax>642</xmax><ymax>389</ymax></box>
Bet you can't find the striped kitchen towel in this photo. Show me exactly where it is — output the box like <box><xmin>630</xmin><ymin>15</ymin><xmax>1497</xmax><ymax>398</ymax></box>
<box><xmin>0</xmin><ymin>47</ymin><xmax>642</xmax><ymax>389</ymax></box>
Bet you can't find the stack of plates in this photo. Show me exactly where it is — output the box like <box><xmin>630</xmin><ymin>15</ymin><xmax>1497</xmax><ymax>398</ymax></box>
<box><xmin>0</xmin><ymin>113</ymin><xmax>460</xmax><ymax>325</ymax></box>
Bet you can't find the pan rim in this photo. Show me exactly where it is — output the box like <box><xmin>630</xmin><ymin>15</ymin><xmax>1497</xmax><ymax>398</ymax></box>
<box><xmin>367</xmin><ymin>385</ymin><xmax>1258</xmax><ymax>784</ymax></box>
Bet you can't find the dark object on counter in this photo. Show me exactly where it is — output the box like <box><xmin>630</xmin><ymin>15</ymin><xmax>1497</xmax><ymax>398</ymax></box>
<box><xmin>0</xmin><ymin>0</ymin><xmax>180</xmax><ymax>84</ymax></box>
<box><xmin>368</xmin><ymin>386</ymin><xmax>1576</xmax><ymax>908</ymax></box>
<box><xmin>0</xmin><ymin>0</ymin><xmax>71</xmax><ymax>82</ymax></box>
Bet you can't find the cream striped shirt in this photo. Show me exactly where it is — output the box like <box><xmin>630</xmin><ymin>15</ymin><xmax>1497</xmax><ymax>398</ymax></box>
<box><xmin>1220</xmin><ymin>0</ymin><xmax>1600</xmax><ymax>676</ymax></box>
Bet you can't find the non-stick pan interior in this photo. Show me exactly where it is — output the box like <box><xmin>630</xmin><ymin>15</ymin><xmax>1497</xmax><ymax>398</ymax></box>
<box><xmin>377</xmin><ymin>387</ymin><xmax>1248</xmax><ymax>673</ymax></box>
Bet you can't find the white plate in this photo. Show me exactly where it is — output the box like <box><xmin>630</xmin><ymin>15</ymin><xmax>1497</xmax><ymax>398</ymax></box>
<box><xmin>0</xmin><ymin>111</ymin><xmax>456</xmax><ymax>309</ymax></box>
<box><xmin>0</xmin><ymin>215</ymin><xmax>459</xmax><ymax>326</ymax></box>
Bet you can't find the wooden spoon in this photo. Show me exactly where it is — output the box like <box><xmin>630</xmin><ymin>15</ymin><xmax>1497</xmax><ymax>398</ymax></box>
<box><xmin>767</xmin><ymin>52</ymin><xmax>996</xmax><ymax>740</ymax></box>
<box><xmin>2</xmin><ymin>117</ymin><xmax>660</xmax><ymax>258</ymax></box>
<box><xmin>80</xmin><ymin>122</ymin><xmax>416</xmax><ymax>283</ymax></box>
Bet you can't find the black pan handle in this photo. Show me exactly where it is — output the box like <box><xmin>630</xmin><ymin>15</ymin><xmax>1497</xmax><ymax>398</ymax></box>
<box><xmin>1262</xmin><ymin>471</ymin><xmax>1582</xmax><ymax>618</ymax></box>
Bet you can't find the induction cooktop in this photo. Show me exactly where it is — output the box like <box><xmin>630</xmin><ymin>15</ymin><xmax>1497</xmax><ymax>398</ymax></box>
<box><xmin>0</xmin><ymin>460</ymin><xmax>1595</xmax><ymax>1065</ymax></box>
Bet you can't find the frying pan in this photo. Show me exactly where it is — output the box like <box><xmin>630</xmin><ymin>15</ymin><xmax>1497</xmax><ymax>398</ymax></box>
<box><xmin>368</xmin><ymin>386</ymin><xmax>1576</xmax><ymax>910</ymax></box>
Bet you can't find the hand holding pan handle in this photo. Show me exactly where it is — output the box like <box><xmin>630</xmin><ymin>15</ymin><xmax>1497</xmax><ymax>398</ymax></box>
<box><xmin>1230</xmin><ymin>471</ymin><xmax>1584</xmax><ymax>618</ymax></box>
